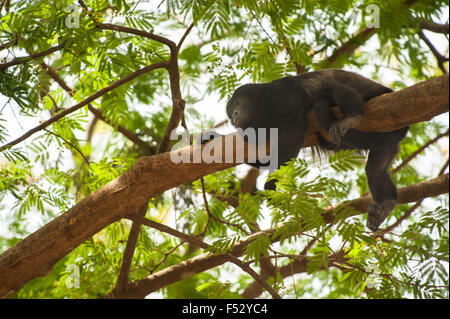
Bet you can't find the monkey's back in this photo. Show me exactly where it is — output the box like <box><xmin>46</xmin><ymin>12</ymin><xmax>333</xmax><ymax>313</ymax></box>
<box><xmin>275</xmin><ymin>69</ymin><xmax>393</xmax><ymax>101</ymax></box>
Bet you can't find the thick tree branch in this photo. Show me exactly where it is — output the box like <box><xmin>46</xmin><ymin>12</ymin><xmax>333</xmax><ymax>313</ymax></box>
<box><xmin>0</xmin><ymin>75</ymin><xmax>448</xmax><ymax>298</ymax></box>
<box><xmin>304</xmin><ymin>73</ymin><xmax>449</xmax><ymax>146</ymax></box>
<box><xmin>319</xmin><ymin>0</ymin><xmax>417</xmax><ymax>68</ymax></box>
<box><xmin>420</xmin><ymin>21</ymin><xmax>449</xmax><ymax>34</ymax></box>
<box><xmin>321</xmin><ymin>27</ymin><xmax>376</xmax><ymax>68</ymax></box>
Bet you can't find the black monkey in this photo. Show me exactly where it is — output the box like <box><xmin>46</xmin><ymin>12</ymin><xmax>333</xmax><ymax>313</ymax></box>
<box><xmin>222</xmin><ymin>69</ymin><xmax>408</xmax><ymax>231</ymax></box>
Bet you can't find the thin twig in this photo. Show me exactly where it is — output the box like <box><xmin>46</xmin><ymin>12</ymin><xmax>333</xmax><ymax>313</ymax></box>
<box><xmin>276</xmin><ymin>27</ymin><xmax>307</xmax><ymax>74</ymax></box>
<box><xmin>392</xmin><ymin>129</ymin><xmax>449</xmax><ymax>174</ymax></box>
<box><xmin>40</xmin><ymin>62</ymin><xmax>153</xmax><ymax>152</ymax></box>
<box><xmin>177</xmin><ymin>22</ymin><xmax>195</xmax><ymax>51</ymax></box>
<box><xmin>419</xmin><ymin>30</ymin><xmax>449</xmax><ymax>74</ymax></box>
<box><xmin>136</xmin><ymin>217</ymin><xmax>209</xmax><ymax>250</ymax></box>
<box><xmin>115</xmin><ymin>204</ymin><xmax>148</xmax><ymax>292</ymax></box>
<box><xmin>438</xmin><ymin>157</ymin><xmax>449</xmax><ymax>176</ymax></box>
<box><xmin>135</xmin><ymin>216</ymin><xmax>280</xmax><ymax>298</ymax></box>
<box><xmin>87</xmin><ymin>105</ymin><xmax>154</xmax><ymax>153</ymax></box>
<box><xmin>43</xmin><ymin>129</ymin><xmax>90</xmax><ymax>164</ymax></box>
<box><xmin>41</xmin><ymin>90</ymin><xmax>61</xmax><ymax>112</ymax></box>
<box><xmin>0</xmin><ymin>61</ymin><xmax>168</xmax><ymax>152</ymax></box>
<box><xmin>200</xmin><ymin>178</ymin><xmax>250</xmax><ymax>235</ymax></box>
<box><xmin>0</xmin><ymin>43</ymin><xmax>65</xmax><ymax>71</ymax></box>
<box><xmin>225</xmin><ymin>252</ymin><xmax>281</xmax><ymax>299</ymax></box>
<box><xmin>0</xmin><ymin>0</ymin><xmax>7</xmax><ymax>13</ymax></box>
<box><xmin>96</xmin><ymin>23</ymin><xmax>176</xmax><ymax>50</ymax></box>
<box><xmin>149</xmin><ymin>241</ymin><xmax>185</xmax><ymax>273</ymax></box>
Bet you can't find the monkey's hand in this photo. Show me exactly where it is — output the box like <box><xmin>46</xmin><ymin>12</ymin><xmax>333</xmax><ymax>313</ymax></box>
<box><xmin>329</xmin><ymin>115</ymin><xmax>362</xmax><ymax>145</ymax></box>
<box><xmin>366</xmin><ymin>199</ymin><xmax>397</xmax><ymax>231</ymax></box>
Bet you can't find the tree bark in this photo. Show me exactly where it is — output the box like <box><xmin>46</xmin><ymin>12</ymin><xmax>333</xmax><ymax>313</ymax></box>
<box><xmin>0</xmin><ymin>74</ymin><xmax>448</xmax><ymax>298</ymax></box>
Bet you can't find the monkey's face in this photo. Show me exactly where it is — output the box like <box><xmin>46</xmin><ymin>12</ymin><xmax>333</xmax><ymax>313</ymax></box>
<box><xmin>227</xmin><ymin>95</ymin><xmax>253</xmax><ymax>128</ymax></box>
<box><xmin>226</xmin><ymin>84</ymin><xmax>267</xmax><ymax>129</ymax></box>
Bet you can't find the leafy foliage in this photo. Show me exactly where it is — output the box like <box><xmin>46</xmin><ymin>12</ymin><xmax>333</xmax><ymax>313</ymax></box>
<box><xmin>0</xmin><ymin>0</ymin><xmax>448</xmax><ymax>299</ymax></box>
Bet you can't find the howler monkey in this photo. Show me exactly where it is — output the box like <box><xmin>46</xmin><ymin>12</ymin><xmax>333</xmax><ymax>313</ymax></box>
<box><xmin>210</xmin><ymin>69</ymin><xmax>408</xmax><ymax>231</ymax></box>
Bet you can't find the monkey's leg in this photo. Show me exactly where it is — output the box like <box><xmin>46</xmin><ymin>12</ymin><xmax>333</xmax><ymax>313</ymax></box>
<box><xmin>315</xmin><ymin>85</ymin><xmax>365</xmax><ymax>145</ymax></box>
<box><xmin>314</xmin><ymin>94</ymin><xmax>409</xmax><ymax>150</ymax></box>
<box><xmin>329</xmin><ymin>85</ymin><xmax>366</xmax><ymax>145</ymax></box>
<box><xmin>313</xmin><ymin>97</ymin><xmax>337</xmax><ymax>132</ymax></box>
<box><xmin>365</xmin><ymin>146</ymin><xmax>399</xmax><ymax>231</ymax></box>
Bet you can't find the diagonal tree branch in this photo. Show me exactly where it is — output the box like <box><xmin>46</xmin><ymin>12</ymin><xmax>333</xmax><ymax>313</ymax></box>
<box><xmin>0</xmin><ymin>43</ymin><xmax>65</xmax><ymax>71</ymax></box>
<box><xmin>319</xmin><ymin>0</ymin><xmax>417</xmax><ymax>68</ymax></box>
<box><xmin>43</xmin><ymin>128</ymin><xmax>90</xmax><ymax>164</ymax></box>
<box><xmin>136</xmin><ymin>216</ymin><xmax>280</xmax><ymax>298</ymax></box>
<box><xmin>420</xmin><ymin>21</ymin><xmax>450</xmax><ymax>34</ymax></box>
<box><xmin>108</xmin><ymin>173</ymin><xmax>448</xmax><ymax>298</ymax></box>
<box><xmin>0</xmin><ymin>61</ymin><xmax>168</xmax><ymax>152</ymax></box>
<box><xmin>418</xmin><ymin>30</ymin><xmax>449</xmax><ymax>74</ymax></box>
<box><xmin>320</xmin><ymin>27</ymin><xmax>376</xmax><ymax>68</ymax></box>
<box><xmin>39</xmin><ymin>62</ymin><xmax>153</xmax><ymax>153</ymax></box>
<box><xmin>392</xmin><ymin>129</ymin><xmax>449</xmax><ymax>174</ymax></box>
<box><xmin>96</xmin><ymin>23</ymin><xmax>176</xmax><ymax>50</ymax></box>
<box><xmin>115</xmin><ymin>204</ymin><xmax>148</xmax><ymax>292</ymax></box>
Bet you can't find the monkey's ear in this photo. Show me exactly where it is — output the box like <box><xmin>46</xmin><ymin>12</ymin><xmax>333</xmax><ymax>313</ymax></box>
<box><xmin>200</xmin><ymin>130</ymin><xmax>222</xmax><ymax>144</ymax></box>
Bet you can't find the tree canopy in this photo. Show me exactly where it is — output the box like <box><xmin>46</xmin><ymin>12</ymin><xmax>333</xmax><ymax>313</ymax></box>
<box><xmin>0</xmin><ymin>0</ymin><xmax>448</xmax><ymax>299</ymax></box>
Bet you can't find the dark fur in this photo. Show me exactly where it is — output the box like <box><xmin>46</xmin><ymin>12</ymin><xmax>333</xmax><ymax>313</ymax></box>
<box><xmin>222</xmin><ymin>69</ymin><xmax>408</xmax><ymax>231</ymax></box>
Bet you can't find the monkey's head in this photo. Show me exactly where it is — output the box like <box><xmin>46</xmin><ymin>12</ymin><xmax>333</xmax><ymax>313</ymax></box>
<box><xmin>226</xmin><ymin>84</ymin><xmax>268</xmax><ymax>129</ymax></box>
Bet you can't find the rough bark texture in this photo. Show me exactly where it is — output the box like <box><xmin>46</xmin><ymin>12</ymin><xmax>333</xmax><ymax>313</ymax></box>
<box><xmin>303</xmin><ymin>74</ymin><xmax>449</xmax><ymax>145</ymax></box>
<box><xmin>0</xmin><ymin>74</ymin><xmax>448</xmax><ymax>298</ymax></box>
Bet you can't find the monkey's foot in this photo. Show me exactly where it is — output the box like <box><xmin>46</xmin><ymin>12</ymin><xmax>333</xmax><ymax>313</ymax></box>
<box><xmin>329</xmin><ymin>115</ymin><xmax>362</xmax><ymax>145</ymax></box>
<box><xmin>366</xmin><ymin>200</ymin><xmax>397</xmax><ymax>231</ymax></box>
